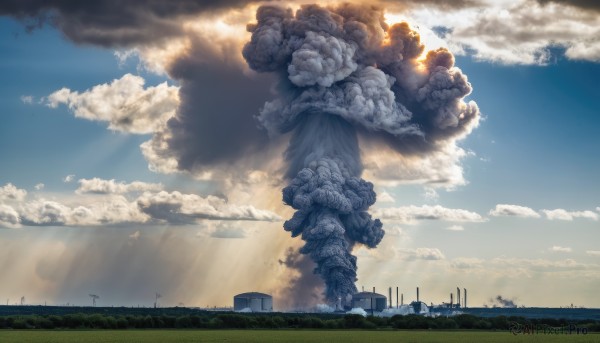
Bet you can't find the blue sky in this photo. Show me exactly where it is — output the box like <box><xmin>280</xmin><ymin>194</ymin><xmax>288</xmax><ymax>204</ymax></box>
<box><xmin>0</xmin><ymin>0</ymin><xmax>599</xmax><ymax>309</ymax></box>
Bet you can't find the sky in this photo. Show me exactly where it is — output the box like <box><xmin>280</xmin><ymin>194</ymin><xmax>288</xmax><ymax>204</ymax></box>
<box><xmin>0</xmin><ymin>0</ymin><xmax>599</xmax><ymax>309</ymax></box>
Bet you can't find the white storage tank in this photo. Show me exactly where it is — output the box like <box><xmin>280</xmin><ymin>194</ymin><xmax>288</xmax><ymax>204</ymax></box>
<box><xmin>233</xmin><ymin>292</ymin><xmax>273</xmax><ymax>312</ymax></box>
<box><xmin>351</xmin><ymin>292</ymin><xmax>387</xmax><ymax>312</ymax></box>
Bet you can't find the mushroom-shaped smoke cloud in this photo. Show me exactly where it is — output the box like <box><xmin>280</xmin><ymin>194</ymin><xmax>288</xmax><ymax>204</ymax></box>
<box><xmin>243</xmin><ymin>3</ymin><xmax>480</xmax><ymax>305</ymax></box>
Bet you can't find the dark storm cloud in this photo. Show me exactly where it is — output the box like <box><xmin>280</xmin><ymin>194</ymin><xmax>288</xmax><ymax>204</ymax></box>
<box><xmin>161</xmin><ymin>37</ymin><xmax>277</xmax><ymax>174</ymax></box>
<box><xmin>537</xmin><ymin>0</ymin><xmax>600</xmax><ymax>11</ymax></box>
<box><xmin>0</xmin><ymin>0</ymin><xmax>254</xmax><ymax>46</ymax></box>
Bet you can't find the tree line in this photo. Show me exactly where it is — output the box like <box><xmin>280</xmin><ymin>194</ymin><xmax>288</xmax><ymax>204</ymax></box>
<box><xmin>1</xmin><ymin>313</ymin><xmax>599</xmax><ymax>331</ymax></box>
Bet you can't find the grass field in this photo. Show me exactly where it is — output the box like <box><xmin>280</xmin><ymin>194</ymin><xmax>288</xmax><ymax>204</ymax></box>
<box><xmin>0</xmin><ymin>330</ymin><xmax>598</xmax><ymax>343</ymax></box>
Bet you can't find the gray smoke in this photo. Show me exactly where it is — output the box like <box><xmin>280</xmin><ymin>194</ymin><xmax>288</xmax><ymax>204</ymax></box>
<box><xmin>492</xmin><ymin>295</ymin><xmax>518</xmax><ymax>308</ymax></box>
<box><xmin>243</xmin><ymin>3</ymin><xmax>480</xmax><ymax>305</ymax></box>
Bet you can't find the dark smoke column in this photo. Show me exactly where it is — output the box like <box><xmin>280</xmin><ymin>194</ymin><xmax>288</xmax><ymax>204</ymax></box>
<box><xmin>281</xmin><ymin>113</ymin><xmax>384</xmax><ymax>303</ymax></box>
<box><xmin>243</xmin><ymin>4</ymin><xmax>480</xmax><ymax>305</ymax></box>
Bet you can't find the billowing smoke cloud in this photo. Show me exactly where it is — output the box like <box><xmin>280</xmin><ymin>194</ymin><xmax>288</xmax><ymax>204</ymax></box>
<box><xmin>242</xmin><ymin>3</ymin><xmax>479</xmax><ymax>305</ymax></box>
<box><xmin>490</xmin><ymin>295</ymin><xmax>518</xmax><ymax>308</ymax></box>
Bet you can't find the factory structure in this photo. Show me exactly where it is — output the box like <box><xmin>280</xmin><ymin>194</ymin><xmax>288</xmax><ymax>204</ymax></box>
<box><xmin>233</xmin><ymin>292</ymin><xmax>273</xmax><ymax>312</ymax></box>
<box><xmin>233</xmin><ymin>286</ymin><xmax>467</xmax><ymax>315</ymax></box>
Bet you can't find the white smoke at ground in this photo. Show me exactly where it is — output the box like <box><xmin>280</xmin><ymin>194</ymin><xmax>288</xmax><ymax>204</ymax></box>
<box><xmin>346</xmin><ymin>307</ymin><xmax>368</xmax><ymax>317</ymax></box>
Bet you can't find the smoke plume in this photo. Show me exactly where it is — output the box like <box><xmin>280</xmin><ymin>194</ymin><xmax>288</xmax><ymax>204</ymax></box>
<box><xmin>243</xmin><ymin>3</ymin><xmax>479</xmax><ymax>305</ymax></box>
<box><xmin>491</xmin><ymin>295</ymin><xmax>518</xmax><ymax>308</ymax></box>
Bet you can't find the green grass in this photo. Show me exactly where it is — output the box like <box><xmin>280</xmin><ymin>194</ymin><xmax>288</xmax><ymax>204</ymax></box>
<box><xmin>0</xmin><ymin>330</ymin><xmax>598</xmax><ymax>343</ymax></box>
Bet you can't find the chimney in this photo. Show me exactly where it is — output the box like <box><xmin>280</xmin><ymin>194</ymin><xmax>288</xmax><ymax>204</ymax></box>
<box><xmin>388</xmin><ymin>287</ymin><xmax>392</xmax><ymax>308</ymax></box>
<box><xmin>396</xmin><ymin>287</ymin><xmax>399</xmax><ymax>308</ymax></box>
<box><xmin>416</xmin><ymin>287</ymin><xmax>419</xmax><ymax>302</ymax></box>
<box><xmin>401</xmin><ymin>293</ymin><xmax>404</xmax><ymax>306</ymax></box>
<box><xmin>450</xmin><ymin>293</ymin><xmax>453</xmax><ymax>308</ymax></box>
<box><xmin>464</xmin><ymin>288</ymin><xmax>467</xmax><ymax>308</ymax></box>
<box><xmin>457</xmin><ymin>287</ymin><xmax>461</xmax><ymax>308</ymax></box>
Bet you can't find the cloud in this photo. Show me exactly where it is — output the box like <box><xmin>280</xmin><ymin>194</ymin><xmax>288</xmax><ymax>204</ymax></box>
<box><xmin>0</xmin><ymin>204</ymin><xmax>21</xmax><ymax>229</ymax></box>
<box><xmin>542</xmin><ymin>208</ymin><xmax>599</xmax><ymax>221</ymax></box>
<box><xmin>403</xmin><ymin>0</ymin><xmax>600</xmax><ymax>64</ymax></box>
<box><xmin>20</xmin><ymin>95</ymin><xmax>33</xmax><ymax>104</ymax></box>
<box><xmin>587</xmin><ymin>250</ymin><xmax>600</xmax><ymax>256</ymax></box>
<box><xmin>129</xmin><ymin>230</ymin><xmax>141</xmax><ymax>240</ymax></box>
<box><xmin>209</xmin><ymin>223</ymin><xmax>246</xmax><ymax>239</ymax></box>
<box><xmin>489</xmin><ymin>204</ymin><xmax>541</xmax><ymax>218</ymax></box>
<box><xmin>378</xmin><ymin>191</ymin><xmax>396</xmax><ymax>203</ymax></box>
<box><xmin>0</xmin><ymin>183</ymin><xmax>27</xmax><ymax>202</ymax></box>
<box><xmin>77</xmin><ymin>178</ymin><xmax>163</xmax><ymax>194</ymax></box>
<box><xmin>537</xmin><ymin>0</ymin><xmax>600</xmax><ymax>12</ymax></box>
<box><xmin>550</xmin><ymin>246</ymin><xmax>572</xmax><ymax>253</ymax></box>
<box><xmin>34</xmin><ymin>183</ymin><xmax>44</xmax><ymax>191</ymax></box>
<box><xmin>373</xmin><ymin>205</ymin><xmax>485</xmax><ymax>223</ymax></box>
<box><xmin>446</xmin><ymin>225</ymin><xmax>465</xmax><ymax>231</ymax></box>
<box><xmin>18</xmin><ymin>196</ymin><xmax>149</xmax><ymax>227</ymax></box>
<box><xmin>0</xmin><ymin>0</ymin><xmax>255</xmax><ymax>47</ymax></box>
<box><xmin>451</xmin><ymin>257</ymin><xmax>484</xmax><ymax>269</ymax></box>
<box><xmin>423</xmin><ymin>187</ymin><xmax>439</xmax><ymax>201</ymax></box>
<box><xmin>363</xmin><ymin>142</ymin><xmax>471</xmax><ymax>188</ymax></box>
<box><xmin>400</xmin><ymin>247</ymin><xmax>445</xmax><ymax>261</ymax></box>
<box><xmin>63</xmin><ymin>175</ymin><xmax>75</xmax><ymax>183</ymax></box>
<box><xmin>136</xmin><ymin>191</ymin><xmax>281</xmax><ymax>223</ymax></box>
<box><xmin>0</xmin><ymin>182</ymin><xmax>280</xmax><ymax>228</ymax></box>
<box><xmin>46</xmin><ymin>74</ymin><xmax>179</xmax><ymax>134</ymax></box>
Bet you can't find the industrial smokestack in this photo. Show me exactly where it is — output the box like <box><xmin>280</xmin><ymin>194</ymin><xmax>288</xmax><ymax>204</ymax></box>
<box><xmin>416</xmin><ymin>287</ymin><xmax>419</xmax><ymax>302</ymax></box>
<box><xmin>450</xmin><ymin>293</ymin><xmax>453</xmax><ymax>308</ymax></box>
<box><xmin>396</xmin><ymin>287</ymin><xmax>399</xmax><ymax>308</ymax></box>
<box><xmin>401</xmin><ymin>293</ymin><xmax>404</xmax><ymax>306</ymax></box>
<box><xmin>464</xmin><ymin>288</ymin><xmax>467</xmax><ymax>308</ymax></box>
<box><xmin>388</xmin><ymin>287</ymin><xmax>392</xmax><ymax>308</ymax></box>
<box><xmin>457</xmin><ymin>287</ymin><xmax>461</xmax><ymax>308</ymax></box>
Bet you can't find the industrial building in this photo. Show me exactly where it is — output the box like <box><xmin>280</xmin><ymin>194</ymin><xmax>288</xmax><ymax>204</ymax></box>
<box><xmin>233</xmin><ymin>292</ymin><xmax>273</xmax><ymax>312</ymax></box>
<box><xmin>351</xmin><ymin>291</ymin><xmax>387</xmax><ymax>312</ymax></box>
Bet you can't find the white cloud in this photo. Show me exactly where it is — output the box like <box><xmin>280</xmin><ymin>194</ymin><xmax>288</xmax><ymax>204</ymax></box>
<box><xmin>404</xmin><ymin>0</ymin><xmax>600</xmax><ymax>64</ymax></box>
<box><xmin>45</xmin><ymin>74</ymin><xmax>179</xmax><ymax>134</ymax></box>
<box><xmin>129</xmin><ymin>230</ymin><xmax>141</xmax><ymax>240</ymax></box>
<box><xmin>586</xmin><ymin>251</ymin><xmax>600</xmax><ymax>257</ymax></box>
<box><xmin>445</xmin><ymin>225</ymin><xmax>465</xmax><ymax>231</ymax></box>
<box><xmin>20</xmin><ymin>95</ymin><xmax>34</xmax><ymax>104</ymax></box>
<box><xmin>489</xmin><ymin>204</ymin><xmax>540</xmax><ymax>218</ymax></box>
<box><xmin>34</xmin><ymin>183</ymin><xmax>45</xmax><ymax>191</ymax></box>
<box><xmin>373</xmin><ymin>205</ymin><xmax>485</xmax><ymax>223</ymax></box>
<box><xmin>77</xmin><ymin>178</ymin><xmax>163</xmax><ymax>194</ymax></box>
<box><xmin>0</xmin><ymin>181</ymin><xmax>281</xmax><ymax>228</ymax></box>
<box><xmin>400</xmin><ymin>247</ymin><xmax>445</xmax><ymax>261</ymax></box>
<box><xmin>423</xmin><ymin>187</ymin><xmax>439</xmax><ymax>201</ymax></box>
<box><xmin>378</xmin><ymin>191</ymin><xmax>396</xmax><ymax>203</ymax></box>
<box><xmin>550</xmin><ymin>246</ymin><xmax>572</xmax><ymax>253</ymax></box>
<box><xmin>451</xmin><ymin>257</ymin><xmax>484</xmax><ymax>269</ymax></box>
<box><xmin>18</xmin><ymin>196</ymin><xmax>149</xmax><ymax>227</ymax></box>
<box><xmin>0</xmin><ymin>204</ymin><xmax>21</xmax><ymax>229</ymax></box>
<box><xmin>210</xmin><ymin>223</ymin><xmax>246</xmax><ymax>239</ymax></box>
<box><xmin>363</xmin><ymin>142</ymin><xmax>470</xmax><ymax>188</ymax></box>
<box><xmin>63</xmin><ymin>175</ymin><xmax>75</xmax><ymax>183</ymax></box>
<box><xmin>0</xmin><ymin>183</ymin><xmax>27</xmax><ymax>202</ymax></box>
<box><xmin>136</xmin><ymin>191</ymin><xmax>281</xmax><ymax>223</ymax></box>
<box><xmin>542</xmin><ymin>209</ymin><xmax>598</xmax><ymax>221</ymax></box>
